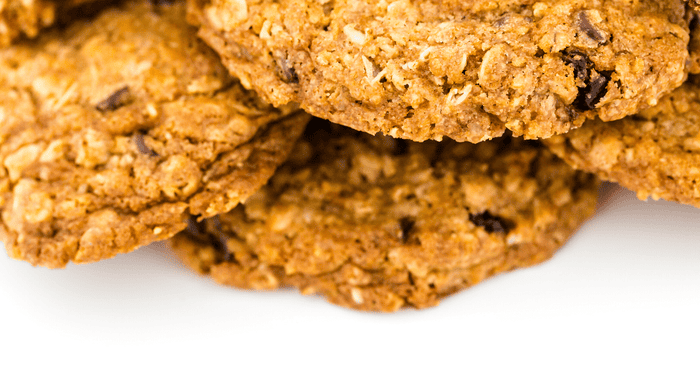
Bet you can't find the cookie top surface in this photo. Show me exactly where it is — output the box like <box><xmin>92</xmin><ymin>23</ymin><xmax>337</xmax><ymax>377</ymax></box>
<box><xmin>0</xmin><ymin>0</ymin><xmax>309</xmax><ymax>268</ymax></box>
<box><xmin>187</xmin><ymin>0</ymin><xmax>689</xmax><ymax>142</ymax></box>
<box><xmin>545</xmin><ymin>76</ymin><xmax>700</xmax><ymax>209</ymax></box>
<box><xmin>170</xmin><ymin>120</ymin><xmax>599</xmax><ymax>311</ymax></box>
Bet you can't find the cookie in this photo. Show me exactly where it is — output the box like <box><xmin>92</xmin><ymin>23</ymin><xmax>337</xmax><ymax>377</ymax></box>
<box><xmin>545</xmin><ymin>76</ymin><xmax>700</xmax><ymax>209</ymax></box>
<box><xmin>0</xmin><ymin>0</ymin><xmax>309</xmax><ymax>268</ymax></box>
<box><xmin>0</xmin><ymin>0</ymin><xmax>104</xmax><ymax>47</ymax></box>
<box><xmin>170</xmin><ymin>119</ymin><xmax>599</xmax><ymax>312</ymax></box>
<box><xmin>186</xmin><ymin>0</ymin><xmax>689</xmax><ymax>142</ymax></box>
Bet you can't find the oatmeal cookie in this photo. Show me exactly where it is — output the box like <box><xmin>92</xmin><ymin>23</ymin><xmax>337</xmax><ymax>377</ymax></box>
<box><xmin>170</xmin><ymin>119</ymin><xmax>599</xmax><ymax>312</ymax></box>
<box><xmin>0</xmin><ymin>0</ymin><xmax>309</xmax><ymax>268</ymax></box>
<box><xmin>545</xmin><ymin>75</ymin><xmax>700</xmax><ymax>209</ymax></box>
<box><xmin>187</xmin><ymin>0</ymin><xmax>689</xmax><ymax>142</ymax></box>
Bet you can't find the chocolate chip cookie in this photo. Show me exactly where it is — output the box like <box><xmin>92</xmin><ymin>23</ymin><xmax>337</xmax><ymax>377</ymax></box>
<box><xmin>187</xmin><ymin>0</ymin><xmax>689</xmax><ymax>142</ymax></box>
<box><xmin>545</xmin><ymin>75</ymin><xmax>700</xmax><ymax>209</ymax></box>
<box><xmin>0</xmin><ymin>0</ymin><xmax>309</xmax><ymax>268</ymax></box>
<box><xmin>170</xmin><ymin>119</ymin><xmax>599</xmax><ymax>312</ymax></box>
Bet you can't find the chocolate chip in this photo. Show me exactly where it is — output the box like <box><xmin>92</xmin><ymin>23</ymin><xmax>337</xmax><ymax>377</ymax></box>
<box><xmin>562</xmin><ymin>50</ymin><xmax>611</xmax><ymax>111</ymax></box>
<box><xmin>398</xmin><ymin>217</ymin><xmax>416</xmax><ymax>243</ymax></box>
<box><xmin>133</xmin><ymin>132</ymin><xmax>158</xmax><ymax>157</ymax></box>
<box><xmin>469</xmin><ymin>211</ymin><xmax>511</xmax><ymax>234</ymax></box>
<box><xmin>493</xmin><ymin>15</ymin><xmax>509</xmax><ymax>28</ymax></box>
<box><xmin>577</xmin><ymin>11</ymin><xmax>607</xmax><ymax>44</ymax></box>
<box><xmin>276</xmin><ymin>58</ymin><xmax>299</xmax><ymax>84</ymax></box>
<box><xmin>185</xmin><ymin>217</ymin><xmax>233</xmax><ymax>263</ymax></box>
<box><xmin>577</xmin><ymin>70</ymin><xmax>611</xmax><ymax>111</ymax></box>
<box><xmin>96</xmin><ymin>86</ymin><xmax>132</xmax><ymax>112</ymax></box>
<box><xmin>562</xmin><ymin>50</ymin><xmax>590</xmax><ymax>82</ymax></box>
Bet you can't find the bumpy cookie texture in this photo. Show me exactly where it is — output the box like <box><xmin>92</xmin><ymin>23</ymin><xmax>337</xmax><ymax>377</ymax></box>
<box><xmin>0</xmin><ymin>0</ymin><xmax>103</xmax><ymax>47</ymax></box>
<box><xmin>545</xmin><ymin>76</ymin><xmax>700</xmax><ymax>209</ymax></box>
<box><xmin>0</xmin><ymin>0</ymin><xmax>309</xmax><ymax>268</ymax></box>
<box><xmin>187</xmin><ymin>0</ymin><xmax>689</xmax><ymax>142</ymax></box>
<box><xmin>170</xmin><ymin>120</ymin><xmax>599</xmax><ymax>312</ymax></box>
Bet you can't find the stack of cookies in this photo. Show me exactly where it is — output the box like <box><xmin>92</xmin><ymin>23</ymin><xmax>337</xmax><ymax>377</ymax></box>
<box><xmin>0</xmin><ymin>0</ymin><xmax>696</xmax><ymax>311</ymax></box>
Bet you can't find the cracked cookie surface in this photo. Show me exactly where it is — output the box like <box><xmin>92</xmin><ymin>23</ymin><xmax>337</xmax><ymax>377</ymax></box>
<box><xmin>0</xmin><ymin>0</ymin><xmax>309</xmax><ymax>268</ymax></box>
<box><xmin>170</xmin><ymin>119</ymin><xmax>599</xmax><ymax>312</ymax></box>
<box><xmin>545</xmin><ymin>76</ymin><xmax>700</xmax><ymax>209</ymax></box>
<box><xmin>187</xmin><ymin>0</ymin><xmax>689</xmax><ymax>142</ymax></box>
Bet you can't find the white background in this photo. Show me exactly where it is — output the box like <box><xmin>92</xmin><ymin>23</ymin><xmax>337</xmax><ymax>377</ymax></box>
<box><xmin>0</xmin><ymin>182</ymin><xmax>699</xmax><ymax>391</ymax></box>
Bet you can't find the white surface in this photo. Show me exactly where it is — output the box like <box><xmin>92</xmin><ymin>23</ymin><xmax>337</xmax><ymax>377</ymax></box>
<box><xmin>1</xmin><ymin>183</ymin><xmax>699</xmax><ymax>391</ymax></box>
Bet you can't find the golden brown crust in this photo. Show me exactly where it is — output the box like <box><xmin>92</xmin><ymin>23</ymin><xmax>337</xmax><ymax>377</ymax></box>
<box><xmin>170</xmin><ymin>120</ymin><xmax>599</xmax><ymax>312</ymax></box>
<box><xmin>545</xmin><ymin>76</ymin><xmax>700</xmax><ymax>208</ymax></box>
<box><xmin>187</xmin><ymin>0</ymin><xmax>689</xmax><ymax>142</ymax></box>
<box><xmin>0</xmin><ymin>0</ymin><xmax>309</xmax><ymax>268</ymax></box>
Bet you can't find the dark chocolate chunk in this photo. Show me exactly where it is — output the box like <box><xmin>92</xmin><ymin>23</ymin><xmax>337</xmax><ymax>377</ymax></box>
<box><xmin>493</xmin><ymin>15</ymin><xmax>509</xmax><ymax>28</ymax></box>
<box><xmin>398</xmin><ymin>217</ymin><xmax>416</xmax><ymax>243</ymax></box>
<box><xmin>562</xmin><ymin>50</ymin><xmax>590</xmax><ymax>82</ymax></box>
<box><xmin>186</xmin><ymin>217</ymin><xmax>233</xmax><ymax>263</ymax></box>
<box><xmin>96</xmin><ymin>86</ymin><xmax>132</xmax><ymax>112</ymax></box>
<box><xmin>577</xmin><ymin>12</ymin><xmax>607</xmax><ymax>44</ymax></box>
<box><xmin>578</xmin><ymin>70</ymin><xmax>611</xmax><ymax>110</ymax></box>
<box><xmin>133</xmin><ymin>132</ymin><xmax>158</xmax><ymax>157</ymax></box>
<box><xmin>469</xmin><ymin>211</ymin><xmax>511</xmax><ymax>234</ymax></box>
<box><xmin>562</xmin><ymin>50</ymin><xmax>611</xmax><ymax>111</ymax></box>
